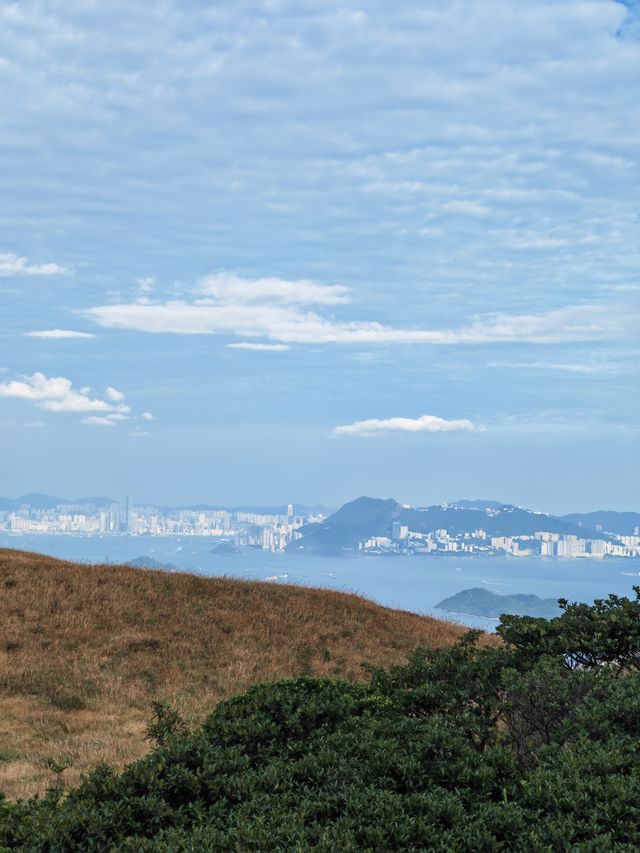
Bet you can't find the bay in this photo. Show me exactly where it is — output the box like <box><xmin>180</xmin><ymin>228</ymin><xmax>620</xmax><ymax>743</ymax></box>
<box><xmin>1</xmin><ymin>532</ymin><xmax>638</xmax><ymax>630</ymax></box>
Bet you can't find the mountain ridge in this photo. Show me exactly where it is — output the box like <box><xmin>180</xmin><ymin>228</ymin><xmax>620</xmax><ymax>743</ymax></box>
<box><xmin>290</xmin><ymin>496</ymin><xmax>638</xmax><ymax>555</ymax></box>
<box><xmin>0</xmin><ymin>494</ymin><xmax>332</xmax><ymax>516</ymax></box>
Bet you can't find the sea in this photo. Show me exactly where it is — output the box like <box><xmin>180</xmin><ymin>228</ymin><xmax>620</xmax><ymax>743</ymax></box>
<box><xmin>1</xmin><ymin>532</ymin><xmax>638</xmax><ymax>630</ymax></box>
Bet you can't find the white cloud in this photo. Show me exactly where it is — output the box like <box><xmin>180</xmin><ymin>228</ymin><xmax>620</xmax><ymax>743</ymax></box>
<box><xmin>82</xmin><ymin>416</ymin><xmax>116</xmax><ymax>427</ymax></box>
<box><xmin>227</xmin><ymin>342</ymin><xmax>290</xmax><ymax>351</ymax></box>
<box><xmin>85</xmin><ymin>284</ymin><xmax>638</xmax><ymax>346</ymax></box>
<box><xmin>332</xmin><ymin>414</ymin><xmax>480</xmax><ymax>437</ymax></box>
<box><xmin>24</xmin><ymin>329</ymin><xmax>95</xmax><ymax>339</ymax></box>
<box><xmin>195</xmin><ymin>272</ymin><xmax>350</xmax><ymax>305</ymax></box>
<box><xmin>137</xmin><ymin>276</ymin><xmax>155</xmax><ymax>292</ymax></box>
<box><xmin>105</xmin><ymin>386</ymin><xmax>125</xmax><ymax>402</ymax></box>
<box><xmin>83</xmin><ymin>411</ymin><xmax>130</xmax><ymax>426</ymax></box>
<box><xmin>0</xmin><ymin>372</ymin><xmax>135</xmax><ymax>424</ymax></box>
<box><xmin>0</xmin><ymin>252</ymin><xmax>67</xmax><ymax>277</ymax></box>
<box><xmin>130</xmin><ymin>430</ymin><xmax>151</xmax><ymax>437</ymax></box>
<box><xmin>141</xmin><ymin>411</ymin><xmax>154</xmax><ymax>420</ymax></box>
<box><xmin>0</xmin><ymin>373</ymin><xmax>112</xmax><ymax>412</ymax></box>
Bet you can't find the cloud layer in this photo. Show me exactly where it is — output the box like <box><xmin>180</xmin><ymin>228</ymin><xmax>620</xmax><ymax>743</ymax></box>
<box><xmin>332</xmin><ymin>414</ymin><xmax>479</xmax><ymax>437</ymax></box>
<box><xmin>24</xmin><ymin>329</ymin><xmax>95</xmax><ymax>339</ymax></box>
<box><xmin>0</xmin><ymin>1</ymin><xmax>639</xmax><ymax>504</ymax></box>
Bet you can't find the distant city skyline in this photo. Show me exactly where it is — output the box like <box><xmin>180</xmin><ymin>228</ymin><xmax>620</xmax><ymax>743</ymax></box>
<box><xmin>3</xmin><ymin>492</ymin><xmax>638</xmax><ymax>559</ymax></box>
<box><xmin>1</xmin><ymin>2</ymin><xmax>639</xmax><ymax>512</ymax></box>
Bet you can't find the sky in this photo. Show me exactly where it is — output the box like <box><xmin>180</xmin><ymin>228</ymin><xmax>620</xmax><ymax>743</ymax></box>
<box><xmin>0</xmin><ymin>0</ymin><xmax>639</xmax><ymax>512</ymax></box>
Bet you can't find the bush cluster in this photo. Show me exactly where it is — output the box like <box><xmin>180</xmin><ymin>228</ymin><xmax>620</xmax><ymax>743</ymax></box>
<box><xmin>2</xmin><ymin>589</ymin><xmax>640</xmax><ymax>850</ymax></box>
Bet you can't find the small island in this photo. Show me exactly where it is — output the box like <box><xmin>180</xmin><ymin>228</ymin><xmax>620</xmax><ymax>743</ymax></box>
<box><xmin>436</xmin><ymin>587</ymin><xmax>561</xmax><ymax>619</ymax></box>
<box><xmin>127</xmin><ymin>556</ymin><xmax>178</xmax><ymax>571</ymax></box>
<box><xmin>210</xmin><ymin>542</ymin><xmax>240</xmax><ymax>556</ymax></box>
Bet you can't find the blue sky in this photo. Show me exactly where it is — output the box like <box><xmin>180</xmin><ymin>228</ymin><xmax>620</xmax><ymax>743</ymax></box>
<box><xmin>0</xmin><ymin>0</ymin><xmax>638</xmax><ymax>512</ymax></box>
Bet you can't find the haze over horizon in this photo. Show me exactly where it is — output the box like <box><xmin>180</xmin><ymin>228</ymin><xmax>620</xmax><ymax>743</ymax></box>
<box><xmin>1</xmin><ymin>1</ymin><xmax>639</xmax><ymax>513</ymax></box>
<box><xmin>0</xmin><ymin>489</ymin><xmax>636</xmax><ymax>520</ymax></box>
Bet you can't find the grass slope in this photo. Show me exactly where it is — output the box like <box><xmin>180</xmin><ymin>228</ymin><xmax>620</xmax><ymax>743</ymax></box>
<box><xmin>0</xmin><ymin>548</ymin><xmax>468</xmax><ymax>800</ymax></box>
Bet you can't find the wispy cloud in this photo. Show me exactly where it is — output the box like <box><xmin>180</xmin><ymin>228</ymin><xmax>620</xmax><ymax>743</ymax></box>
<box><xmin>24</xmin><ymin>329</ymin><xmax>95</xmax><ymax>339</ymax></box>
<box><xmin>488</xmin><ymin>410</ymin><xmax>640</xmax><ymax>435</ymax></box>
<box><xmin>443</xmin><ymin>199</ymin><xmax>491</xmax><ymax>217</ymax></box>
<box><xmin>0</xmin><ymin>252</ymin><xmax>67</xmax><ymax>277</ymax></box>
<box><xmin>227</xmin><ymin>342</ymin><xmax>290</xmax><ymax>351</ymax></box>
<box><xmin>82</xmin><ymin>416</ymin><xmax>117</xmax><ymax>427</ymax></box>
<box><xmin>488</xmin><ymin>359</ymin><xmax>626</xmax><ymax>375</ymax></box>
<box><xmin>332</xmin><ymin>414</ymin><xmax>480</xmax><ymax>437</ymax></box>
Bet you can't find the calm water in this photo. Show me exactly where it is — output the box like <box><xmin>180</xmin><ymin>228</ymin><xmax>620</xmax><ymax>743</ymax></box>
<box><xmin>2</xmin><ymin>533</ymin><xmax>638</xmax><ymax>630</ymax></box>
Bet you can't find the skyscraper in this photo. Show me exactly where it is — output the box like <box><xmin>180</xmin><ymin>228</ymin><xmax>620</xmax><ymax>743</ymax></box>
<box><xmin>122</xmin><ymin>494</ymin><xmax>134</xmax><ymax>533</ymax></box>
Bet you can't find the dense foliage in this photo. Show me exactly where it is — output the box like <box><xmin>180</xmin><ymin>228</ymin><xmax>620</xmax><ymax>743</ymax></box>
<box><xmin>2</xmin><ymin>589</ymin><xmax>640</xmax><ymax>850</ymax></box>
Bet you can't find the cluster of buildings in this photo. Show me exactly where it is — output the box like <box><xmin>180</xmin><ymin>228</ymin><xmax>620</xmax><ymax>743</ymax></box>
<box><xmin>360</xmin><ymin>523</ymin><xmax>639</xmax><ymax>559</ymax></box>
<box><xmin>4</xmin><ymin>497</ymin><xmax>639</xmax><ymax>559</ymax></box>
<box><xmin>0</xmin><ymin>498</ymin><xmax>325</xmax><ymax>553</ymax></box>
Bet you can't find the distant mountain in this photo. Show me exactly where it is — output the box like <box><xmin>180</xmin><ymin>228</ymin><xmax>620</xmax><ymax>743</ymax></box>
<box><xmin>560</xmin><ymin>511</ymin><xmax>640</xmax><ymax>537</ymax></box>
<box><xmin>451</xmin><ymin>499</ymin><xmax>508</xmax><ymax>510</ymax></box>
<box><xmin>400</xmin><ymin>505</ymin><xmax>593</xmax><ymax>539</ymax></box>
<box><xmin>10</xmin><ymin>493</ymin><xmax>70</xmax><ymax>510</ymax></box>
<box><xmin>436</xmin><ymin>588</ymin><xmax>561</xmax><ymax>619</ymax></box>
<box><xmin>71</xmin><ymin>496</ymin><xmax>118</xmax><ymax>509</ymax></box>
<box><xmin>0</xmin><ymin>495</ymin><xmax>329</xmax><ymax>515</ymax></box>
<box><xmin>175</xmin><ymin>504</ymin><xmax>333</xmax><ymax>515</ymax></box>
<box><xmin>0</xmin><ymin>493</ymin><xmax>116</xmax><ymax>511</ymax></box>
<box><xmin>288</xmin><ymin>497</ymin><xmax>401</xmax><ymax>555</ymax></box>
<box><xmin>289</xmin><ymin>496</ymin><xmax>607</xmax><ymax>555</ymax></box>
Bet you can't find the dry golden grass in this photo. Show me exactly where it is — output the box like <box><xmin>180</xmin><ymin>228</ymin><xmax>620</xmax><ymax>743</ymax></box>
<box><xmin>0</xmin><ymin>547</ymin><xmax>480</xmax><ymax>800</ymax></box>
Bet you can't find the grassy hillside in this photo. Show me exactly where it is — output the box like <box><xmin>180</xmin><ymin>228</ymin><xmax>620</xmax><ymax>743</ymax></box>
<box><xmin>0</xmin><ymin>548</ymin><xmax>468</xmax><ymax>800</ymax></box>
